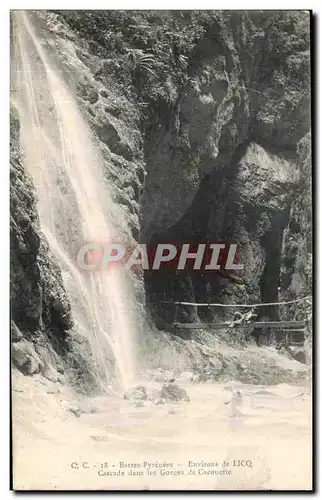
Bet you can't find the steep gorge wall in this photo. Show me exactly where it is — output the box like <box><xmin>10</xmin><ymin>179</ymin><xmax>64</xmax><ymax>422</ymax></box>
<box><xmin>11</xmin><ymin>105</ymin><xmax>96</xmax><ymax>389</ymax></box>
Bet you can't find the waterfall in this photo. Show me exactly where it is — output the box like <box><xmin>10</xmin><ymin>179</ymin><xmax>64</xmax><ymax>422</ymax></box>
<box><xmin>11</xmin><ymin>11</ymin><xmax>137</xmax><ymax>392</ymax></box>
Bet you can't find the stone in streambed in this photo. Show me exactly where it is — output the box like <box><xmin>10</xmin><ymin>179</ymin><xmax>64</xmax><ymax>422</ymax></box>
<box><xmin>42</xmin><ymin>367</ymin><xmax>59</xmax><ymax>383</ymax></box>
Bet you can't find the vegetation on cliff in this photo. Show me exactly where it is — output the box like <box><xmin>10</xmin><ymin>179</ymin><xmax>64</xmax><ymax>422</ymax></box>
<box><xmin>59</xmin><ymin>11</ymin><xmax>310</xmax><ymax>132</ymax></box>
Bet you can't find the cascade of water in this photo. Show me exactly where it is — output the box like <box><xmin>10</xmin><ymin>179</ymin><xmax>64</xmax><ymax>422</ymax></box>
<box><xmin>11</xmin><ymin>11</ymin><xmax>136</xmax><ymax>392</ymax></box>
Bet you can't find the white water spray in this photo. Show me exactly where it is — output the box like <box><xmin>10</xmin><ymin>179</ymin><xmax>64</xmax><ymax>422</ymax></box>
<box><xmin>11</xmin><ymin>11</ymin><xmax>136</xmax><ymax>392</ymax></box>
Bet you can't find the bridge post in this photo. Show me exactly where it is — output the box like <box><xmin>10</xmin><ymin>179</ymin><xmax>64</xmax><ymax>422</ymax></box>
<box><xmin>173</xmin><ymin>303</ymin><xmax>178</xmax><ymax>324</ymax></box>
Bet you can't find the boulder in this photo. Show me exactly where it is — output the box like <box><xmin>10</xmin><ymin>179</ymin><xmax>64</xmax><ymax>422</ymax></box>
<box><xmin>124</xmin><ymin>385</ymin><xmax>147</xmax><ymax>401</ymax></box>
<box><xmin>161</xmin><ymin>383</ymin><xmax>190</xmax><ymax>402</ymax></box>
<box><xmin>69</xmin><ymin>407</ymin><xmax>82</xmax><ymax>418</ymax></box>
<box><xmin>293</xmin><ymin>350</ymin><xmax>306</xmax><ymax>365</ymax></box>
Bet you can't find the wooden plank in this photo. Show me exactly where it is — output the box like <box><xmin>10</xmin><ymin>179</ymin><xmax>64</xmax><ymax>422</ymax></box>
<box><xmin>282</xmin><ymin>329</ymin><xmax>306</xmax><ymax>332</ymax></box>
<box><xmin>172</xmin><ymin>320</ymin><xmax>307</xmax><ymax>330</ymax></box>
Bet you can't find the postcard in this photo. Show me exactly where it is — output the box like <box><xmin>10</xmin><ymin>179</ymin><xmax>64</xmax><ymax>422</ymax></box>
<box><xmin>10</xmin><ymin>10</ymin><xmax>312</xmax><ymax>491</ymax></box>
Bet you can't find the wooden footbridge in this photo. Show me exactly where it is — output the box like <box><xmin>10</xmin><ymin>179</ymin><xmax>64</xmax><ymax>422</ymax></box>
<box><xmin>156</xmin><ymin>295</ymin><xmax>312</xmax><ymax>348</ymax></box>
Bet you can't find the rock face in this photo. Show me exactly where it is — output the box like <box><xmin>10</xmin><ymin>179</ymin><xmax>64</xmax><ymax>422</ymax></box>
<box><xmin>10</xmin><ymin>106</ymin><xmax>96</xmax><ymax>390</ymax></box>
<box><xmin>54</xmin><ymin>12</ymin><xmax>311</xmax><ymax>327</ymax></box>
<box><xmin>10</xmin><ymin>11</ymin><xmax>312</xmax><ymax>385</ymax></box>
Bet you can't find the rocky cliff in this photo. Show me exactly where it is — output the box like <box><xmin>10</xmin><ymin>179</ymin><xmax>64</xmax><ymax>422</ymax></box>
<box><xmin>11</xmin><ymin>105</ymin><xmax>97</xmax><ymax>389</ymax></box>
<box><xmin>10</xmin><ymin>11</ymin><xmax>312</xmax><ymax>380</ymax></box>
<box><xmin>57</xmin><ymin>10</ymin><xmax>311</xmax><ymax>322</ymax></box>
